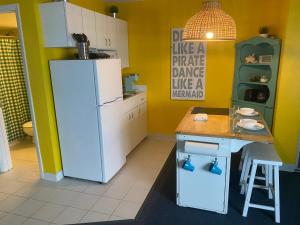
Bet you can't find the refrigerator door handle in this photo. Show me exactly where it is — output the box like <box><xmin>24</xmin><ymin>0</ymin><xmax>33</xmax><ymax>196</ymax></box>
<box><xmin>96</xmin><ymin>97</ymin><xmax>123</xmax><ymax>108</ymax></box>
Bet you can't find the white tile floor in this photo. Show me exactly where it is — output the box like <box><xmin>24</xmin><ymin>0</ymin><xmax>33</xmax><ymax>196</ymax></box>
<box><xmin>0</xmin><ymin>137</ymin><xmax>175</xmax><ymax>225</ymax></box>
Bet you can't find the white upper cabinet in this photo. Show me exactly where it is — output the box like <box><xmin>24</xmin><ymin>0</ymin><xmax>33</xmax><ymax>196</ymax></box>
<box><xmin>95</xmin><ymin>13</ymin><xmax>107</xmax><ymax>49</ymax></box>
<box><xmin>40</xmin><ymin>2</ymin><xmax>129</xmax><ymax>68</ymax></box>
<box><xmin>40</xmin><ymin>2</ymin><xmax>83</xmax><ymax>47</ymax></box>
<box><xmin>116</xmin><ymin>19</ymin><xmax>129</xmax><ymax>68</ymax></box>
<box><xmin>105</xmin><ymin>16</ymin><xmax>118</xmax><ymax>50</ymax></box>
<box><xmin>95</xmin><ymin>14</ymin><xmax>118</xmax><ymax>51</ymax></box>
<box><xmin>65</xmin><ymin>3</ymin><xmax>83</xmax><ymax>47</ymax></box>
<box><xmin>82</xmin><ymin>8</ymin><xmax>96</xmax><ymax>48</ymax></box>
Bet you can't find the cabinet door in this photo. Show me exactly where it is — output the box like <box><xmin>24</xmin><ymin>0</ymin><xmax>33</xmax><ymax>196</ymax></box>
<box><xmin>122</xmin><ymin>110</ymin><xmax>132</xmax><ymax>155</ymax></box>
<box><xmin>106</xmin><ymin>16</ymin><xmax>117</xmax><ymax>50</ymax></box>
<box><xmin>95</xmin><ymin>13</ymin><xmax>107</xmax><ymax>49</ymax></box>
<box><xmin>138</xmin><ymin>102</ymin><xmax>147</xmax><ymax>142</ymax></box>
<box><xmin>82</xmin><ymin>8</ymin><xmax>96</xmax><ymax>48</ymax></box>
<box><xmin>116</xmin><ymin>19</ymin><xmax>129</xmax><ymax>68</ymax></box>
<box><xmin>65</xmin><ymin>3</ymin><xmax>83</xmax><ymax>47</ymax></box>
<box><xmin>131</xmin><ymin>106</ymin><xmax>140</xmax><ymax>150</ymax></box>
<box><xmin>177</xmin><ymin>152</ymin><xmax>227</xmax><ymax>213</ymax></box>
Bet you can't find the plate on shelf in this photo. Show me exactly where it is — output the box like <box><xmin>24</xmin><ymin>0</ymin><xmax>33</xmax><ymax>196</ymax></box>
<box><xmin>237</xmin><ymin>119</ymin><xmax>265</xmax><ymax>131</ymax></box>
<box><xmin>236</xmin><ymin>108</ymin><xmax>259</xmax><ymax>116</ymax></box>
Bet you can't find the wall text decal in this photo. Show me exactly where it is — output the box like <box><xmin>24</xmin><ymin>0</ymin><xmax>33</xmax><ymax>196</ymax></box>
<box><xmin>171</xmin><ymin>28</ymin><xmax>206</xmax><ymax>100</ymax></box>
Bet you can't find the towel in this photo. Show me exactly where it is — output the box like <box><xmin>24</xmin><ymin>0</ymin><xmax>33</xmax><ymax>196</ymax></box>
<box><xmin>193</xmin><ymin>113</ymin><xmax>208</xmax><ymax>122</ymax></box>
<box><xmin>0</xmin><ymin>108</ymin><xmax>12</xmax><ymax>172</ymax></box>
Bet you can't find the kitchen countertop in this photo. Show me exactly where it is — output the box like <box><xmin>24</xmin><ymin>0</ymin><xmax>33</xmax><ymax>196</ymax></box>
<box><xmin>175</xmin><ymin>107</ymin><xmax>274</xmax><ymax>143</ymax></box>
<box><xmin>123</xmin><ymin>91</ymin><xmax>145</xmax><ymax>101</ymax></box>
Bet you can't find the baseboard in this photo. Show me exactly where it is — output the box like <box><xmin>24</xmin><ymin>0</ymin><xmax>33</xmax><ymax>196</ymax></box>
<box><xmin>42</xmin><ymin>171</ymin><xmax>64</xmax><ymax>182</ymax></box>
<box><xmin>147</xmin><ymin>133</ymin><xmax>176</xmax><ymax>141</ymax></box>
<box><xmin>280</xmin><ymin>163</ymin><xmax>296</xmax><ymax>172</ymax></box>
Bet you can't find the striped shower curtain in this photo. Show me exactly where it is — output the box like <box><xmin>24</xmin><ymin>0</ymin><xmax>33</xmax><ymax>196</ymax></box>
<box><xmin>0</xmin><ymin>38</ymin><xmax>31</xmax><ymax>143</ymax></box>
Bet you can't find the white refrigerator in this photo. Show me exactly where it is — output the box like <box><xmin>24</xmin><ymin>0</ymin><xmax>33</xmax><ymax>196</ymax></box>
<box><xmin>50</xmin><ymin>59</ymin><xmax>126</xmax><ymax>183</ymax></box>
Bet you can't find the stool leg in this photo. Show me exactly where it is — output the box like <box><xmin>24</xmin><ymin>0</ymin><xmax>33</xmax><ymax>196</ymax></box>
<box><xmin>240</xmin><ymin>150</ymin><xmax>249</xmax><ymax>184</ymax></box>
<box><xmin>265</xmin><ymin>165</ymin><xmax>269</xmax><ymax>187</ymax></box>
<box><xmin>268</xmin><ymin>165</ymin><xmax>273</xmax><ymax>199</ymax></box>
<box><xmin>262</xmin><ymin>165</ymin><xmax>266</xmax><ymax>175</ymax></box>
<box><xmin>243</xmin><ymin>162</ymin><xmax>257</xmax><ymax>217</ymax></box>
<box><xmin>239</xmin><ymin>148</ymin><xmax>247</xmax><ymax>171</ymax></box>
<box><xmin>274</xmin><ymin>166</ymin><xmax>280</xmax><ymax>223</ymax></box>
<box><xmin>241</xmin><ymin>157</ymin><xmax>251</xmax><ymax>195</ymax></box>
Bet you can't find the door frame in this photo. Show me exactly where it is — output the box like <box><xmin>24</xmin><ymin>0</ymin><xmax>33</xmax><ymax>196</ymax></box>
<box><xmin>0</xmin><ymin>4</ymin><xmax>44</xmax><ymax>178</ymax></box>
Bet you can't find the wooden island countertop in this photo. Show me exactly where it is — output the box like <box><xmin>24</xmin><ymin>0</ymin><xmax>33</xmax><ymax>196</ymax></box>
<box><xmin>175</xmin><ymin>107</ymin><xmax>274</xmax><ymax>144</ymax></box>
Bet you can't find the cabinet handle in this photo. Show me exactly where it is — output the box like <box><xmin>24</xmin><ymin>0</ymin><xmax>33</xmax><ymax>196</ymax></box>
<box><xmin>105</xmin><ymin>38</ymin><xmax>107</xmax><ymax>46</ymax></box>
<box><xmin>109</xmin><ymin>39</ymin><xmax>111</xmax><ymax>46</ymax></box>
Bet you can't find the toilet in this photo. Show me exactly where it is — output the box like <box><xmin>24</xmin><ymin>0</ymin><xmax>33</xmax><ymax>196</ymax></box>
<box><xmin>23</xmin><ymin>121</ymin><xmax>33</xmax><ymax>137</ymax></box>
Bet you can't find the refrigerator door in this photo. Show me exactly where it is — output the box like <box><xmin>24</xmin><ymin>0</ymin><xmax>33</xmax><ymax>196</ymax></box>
<box><xmin>94</xmin><ymin>59</ymin><xmax>123</xmax><ymax>106</ymax></box>
<box><xmin>98</xmin><ymin>99</ymin><xmax>126</xmax><ymax>183</ymax></box>
<box><xmin>50</xmin><ymin>60</ymin><xmax>103</xmax><ymax>182</ymax></box>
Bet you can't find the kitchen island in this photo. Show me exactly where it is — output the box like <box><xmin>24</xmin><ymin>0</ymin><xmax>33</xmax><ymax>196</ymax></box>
<box><xmin>175</xmin><ymin>107</ymin><xmax>273</xmax><ymax>214</ymax></box>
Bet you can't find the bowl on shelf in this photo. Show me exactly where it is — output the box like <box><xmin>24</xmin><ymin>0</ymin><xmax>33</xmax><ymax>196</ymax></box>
<box><xmin>239</xmin><ymin>108</ymin><xmax>255</xmax><ymax>115</ymax></box>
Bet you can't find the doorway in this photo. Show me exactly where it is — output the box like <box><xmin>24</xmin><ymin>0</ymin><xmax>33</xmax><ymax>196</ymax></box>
<box><xmin>0</xmin><ymin>4</ymin><xmax>44</xmax><ymax>180</ymax></box>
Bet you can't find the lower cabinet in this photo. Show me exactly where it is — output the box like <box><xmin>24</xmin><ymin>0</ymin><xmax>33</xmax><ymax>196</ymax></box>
<box><xmin>122</xmin><ymin>93</ymin><xmax>147</xmax><ymax>155</ymax></box>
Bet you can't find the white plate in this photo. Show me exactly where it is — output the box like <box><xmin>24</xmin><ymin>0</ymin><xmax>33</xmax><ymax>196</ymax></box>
<box><xmin>236</xmin><ymin>109</ymin><xmax>259</xmax><ymax>116</ymax></box>
<box><xmin>237</xmin><ymin>120</ymin><xmax>265</xmax><ymax>131</ymax></box>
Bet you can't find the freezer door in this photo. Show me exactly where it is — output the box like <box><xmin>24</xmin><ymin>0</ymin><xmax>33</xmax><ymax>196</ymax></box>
<box><xmin>94</xmin><ymin>59</ymin><xmax>123</xmax><ymax>106</ymax></box>
<box><xmin>98</xmin><ymin>100</ymin><xmax>126</xmax><ymax>182</ymax></box>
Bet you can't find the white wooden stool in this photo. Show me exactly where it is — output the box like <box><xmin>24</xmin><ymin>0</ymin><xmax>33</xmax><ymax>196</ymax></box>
<box><xmin>240</xmin><ymin>143</ymin><xmax>282</xmax><ymax>223</ymax></box>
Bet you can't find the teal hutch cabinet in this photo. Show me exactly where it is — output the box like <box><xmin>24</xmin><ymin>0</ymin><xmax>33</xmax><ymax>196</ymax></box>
<box><xmin>232</xmin><ymin>37</ymin><xmax>281</xmax><ymax>129</ymax></box>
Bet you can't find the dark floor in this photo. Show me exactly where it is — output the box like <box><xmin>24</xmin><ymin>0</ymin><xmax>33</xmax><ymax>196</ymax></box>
<box><xmin>82</xmin><ymin>147</ymin><xmax>300</xmax><ymax>225</ymax></box>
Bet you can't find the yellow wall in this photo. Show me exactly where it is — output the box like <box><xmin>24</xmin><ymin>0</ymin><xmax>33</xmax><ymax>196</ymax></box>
<box><xmin>112</xmin><ymin>0</ymin><xmax>288</xmax><ymax>134</ymax></box>
<box><xmin>0</xmin><ymin>0</ymin><xmax>105</xmax><ymax>174</ymax></box>
<box><xmin>0</xmin><ymin>0</ymin><xmax>297</xmax><ymax>173</ymax></box>
<box><xmin>111</xmin><ymin>0</ymin><xmax>300</xmax><ymax>163</ymax></box>
<box><xmin>273</xmin><ymin>0</ymin><xmax>300</xmax><ymax>163</ymax></box>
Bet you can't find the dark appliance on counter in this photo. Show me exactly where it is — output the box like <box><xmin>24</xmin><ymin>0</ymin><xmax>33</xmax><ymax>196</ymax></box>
<box><xmin>256</xmin><ymin>87</ymin><xmax>269</xmax><ymax>103</ymax></box>
<box><xmin>244</xmin><ymin>87</ymin><xmax>269</xmax><ymax>103</ymax></box>
<box><xmin>244</xmin><ymin>89</ymin><xmax>257</xmax><ymax>102</ymax></box>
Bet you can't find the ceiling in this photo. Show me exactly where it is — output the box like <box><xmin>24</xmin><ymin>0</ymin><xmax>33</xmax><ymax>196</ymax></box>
<box><xmin>0</xmin><ymin>13</ymin><xmax>17</xmax><ymax>29</ymax></box>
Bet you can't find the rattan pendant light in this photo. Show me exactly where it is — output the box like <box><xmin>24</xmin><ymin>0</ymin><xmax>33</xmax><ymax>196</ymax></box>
<box><xmin>183</xmin><ymin>0</ymin><xmax>236</xmax><ymax>41</ymax></box>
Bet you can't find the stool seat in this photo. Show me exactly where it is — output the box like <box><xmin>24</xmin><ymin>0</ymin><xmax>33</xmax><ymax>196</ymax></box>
<box><xmin>247</xmin><ymin>143</ymin><xmax>283</xmax><ymax>166</ymax></box>
<box><xmin>240</xmin><ymin>143</ymin><xmax>282</xmax><ymax>223</ymax></box>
